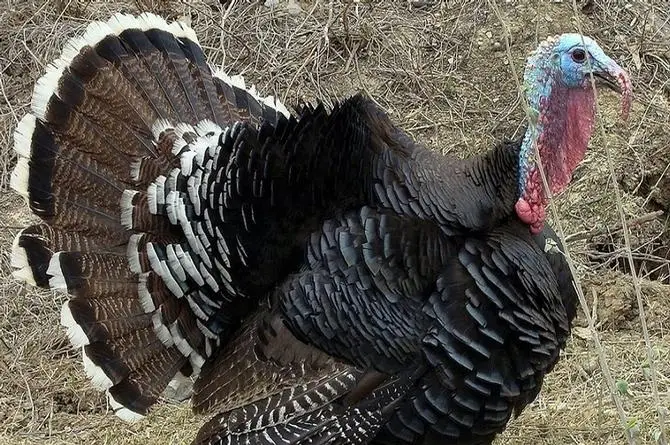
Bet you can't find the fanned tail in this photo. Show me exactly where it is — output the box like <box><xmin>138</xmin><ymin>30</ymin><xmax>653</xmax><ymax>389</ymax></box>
<box><xmin>10</xmin><ymin>13</ymin><xmax>289</xmax><ymax>420</ymax></box>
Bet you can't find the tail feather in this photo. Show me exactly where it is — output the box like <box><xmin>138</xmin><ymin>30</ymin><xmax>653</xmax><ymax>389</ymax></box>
<box><xmin>51</xmin><ymin>247</ymin><xmax>210</xmax><ymax>379</ymax></box>
<box><xmin>11</xmin><ymin>225</ymin><xmax>58</xmax><ymax>287</ymax></box>
<box><xmin>12</xmin><ymin>225</ymin><xmax>125</xmax><ymax>287</ymax></box>
<box><xmin>12</xmin><ymin>114</ymin><xmax>131</xmax><ymax>226</ymax></box>
<box><xmin>138</xmin><ymin>270</ymin><xmax>183</xmax><ymax>325</ymax></box>
<box><xmin>63</xmin><ymin>44</ymin><xmax>157</xmax><ymax>135</ymax></box>
<box><xmin>67</xmin><ymin>16</ymin><xmax>184</xmax><ymax>124</ymax></box>
<box><xmin>82</xmin><ymin>326</ymin><xmax>166</xmax><ymax>387</ymax></box>
<box><xmin>130</xmin><ymin>124</ymin><xmax>179</xmax><ymax>187</ymax></box>
<box><xmin>119</xmin><ymin>28</ymin><xmax>200</xmax><ymax>123</ymax></box>
<box><xmin>211</xmin><ymin>70</ymin><xmax>289</xmax><ymax>126</ymax></box>
<box><xmin>11</xmin><ymin>12</ymin><xmax>290</xmax><ymax>421</ymax></box>
<box><xmin>48</xmin><ymin>252</ymin><xmax>135</xmax><ymax>295</ymax></box>
<box><xmin>181</xmin><ymin>49</ymin><xmax>227</xmax><ymax>126</ymax></box>
<box><xmin>121</xmin><ymin>190</ymin><xmax>175</xmax><ymax>233</ymax></box>
<box><xmin>63</xmin><ymin>298</ymin><xmax>151</xmax><ymax>343</ymax></box>
<box><xmin>142</xmin><ymin>28</ymin><xmax>211</xmax><ymax>122</ymax></box>
<box><xmin>46</xmin><ymin>56</ymin><xmax>157</xmax><ymax>160</ymax></box>
<box><xmin>107</xmin><ymin>346</ymin><xmax>187</xmax><ymax>419</ymax></box>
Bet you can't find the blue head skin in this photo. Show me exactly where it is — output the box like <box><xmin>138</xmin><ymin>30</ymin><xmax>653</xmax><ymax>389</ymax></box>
<box><xmin>555</xmin><ymin>34</ymin><xmax>623</xmax><ymax>87</ymax></box>
<box><xmin>515</xmin><ymin>33</ymin><xmax>632</xmax><ymax>233</ymax></box>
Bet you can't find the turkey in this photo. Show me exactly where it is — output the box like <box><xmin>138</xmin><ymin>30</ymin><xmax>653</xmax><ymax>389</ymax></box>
<box><xmin>9</xmin><ymin>13</ymin><xmax>632</xmax><ymax>445</ymax></box>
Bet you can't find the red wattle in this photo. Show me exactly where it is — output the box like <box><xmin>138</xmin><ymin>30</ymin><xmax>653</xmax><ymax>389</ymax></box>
<box><xmin>515</xmin><ymin>198</ymin><xmax>534</xmax><ymax>224</ymax></box>
<box><xmin>517</xmin><ymin>83</ymin><xmax>598</xmax><ymax>234</ymax></box>
<box><xmin>515</xmin><ymin>197</ymin><xmax>545</xmax><ymax>234</ymax></box>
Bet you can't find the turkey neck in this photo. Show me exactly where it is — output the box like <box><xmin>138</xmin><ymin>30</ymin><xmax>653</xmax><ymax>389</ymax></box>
<box><xmin>400</xmin><ymin>138</ymin><xmax>522</xmax><ymax>233</ymax></box>
<box><xmin>356</xmin><ymin>96</ymin><xmax>524</xmax><ymax>233</ymax></box>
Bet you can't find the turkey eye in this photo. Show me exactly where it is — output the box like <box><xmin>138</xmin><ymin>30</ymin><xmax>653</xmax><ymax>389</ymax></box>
<box><xmin>572</xmin><ymin>48</ymin><xmax>587</xmax><ymax>63</ymax></box>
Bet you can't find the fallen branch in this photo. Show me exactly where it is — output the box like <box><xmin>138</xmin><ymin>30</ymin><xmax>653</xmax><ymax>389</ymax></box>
<box><xmin>565</xmin><ymin>210</ymin><xmax>664</xmax><ymax>242</ymax></box>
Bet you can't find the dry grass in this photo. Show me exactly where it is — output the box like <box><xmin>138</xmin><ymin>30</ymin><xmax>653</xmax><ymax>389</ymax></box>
<box><xmin>0</xmin><ymin>0</ymin><xmax>669</xmax><ymax>444</ymax></box>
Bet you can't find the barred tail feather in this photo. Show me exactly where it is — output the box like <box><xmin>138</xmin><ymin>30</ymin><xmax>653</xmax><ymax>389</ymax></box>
<box><xmin>193</xmin><ymin>370</ymin><xmax>360</xmax><ymax>445</ymax></box>
<box><xmin>10</xmin><ymin>13</ymin><xmax>290</xmax><ymax>421</ymax></box>
<box><xmin>193</xmin><ymin>370</ymin><xmax>410</xmax><ymax>445</ymax></box>
<box><xmin>190</xmin><ymin>314</ymin><xmax>414</xmax><ymax>445</ymax></box>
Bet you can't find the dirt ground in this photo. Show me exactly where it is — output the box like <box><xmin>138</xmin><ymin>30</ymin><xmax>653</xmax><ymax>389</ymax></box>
<box><xmin>0</xmin><ymin>0</ymin><xmax>669</xmax><ymax>444</ymax></box>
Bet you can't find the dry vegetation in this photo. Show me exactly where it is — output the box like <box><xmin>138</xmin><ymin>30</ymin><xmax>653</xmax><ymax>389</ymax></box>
<box><xmin>0</xmin><ymin>0</ymin><xmax>669</xmax><ymax>443</ymax></box>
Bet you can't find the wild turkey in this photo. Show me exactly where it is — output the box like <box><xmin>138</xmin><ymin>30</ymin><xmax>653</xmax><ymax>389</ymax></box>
<box><xmin>9</xmin><ymin>13</ymin><xmax>632</xmax><ymax>445</ymax></box>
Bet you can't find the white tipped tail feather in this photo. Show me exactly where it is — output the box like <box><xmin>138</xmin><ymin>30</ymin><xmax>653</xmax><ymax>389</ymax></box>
<box><xmin>108</xmin><ymin>392</ymin><xmax>145</xmax><ymax>422</ymax></box>
<box><xmin>82</xmin><ymin>350</ymin><xmax>114</xmax><ymax>390</ymax></box>
<box><xmin>30</xmin><ymin>12</ymin><xmax>198</xmax><ymax>121</ymax></box>
<box><xmin>212</xmin><ymin>68</ymin><xmax>291</xmax><ymax>118</ymax></box>
<box><xmin>47</xmin><ymin>252</ymin><xmax>68</xmax><ymax>290</ymax></box>
<box><xmin>127</xmin><ymin>234</ymin><xmax>144</xmax><ymax>274</ymax></box>
<box><xmin>60</xmin><ymin>302</ymin><xmax>90</xmax><ymax>347</ymax></box>
<box><xmin>120</xmin><ymin>190</ymin><xmax>139</xmax><ymax>229</ymax></box>
<box><xmin>9</xmin><ymin>157</ymin><xmax>29</xmax><ymax>200</ymax></box>
<box><xmin>13</xmin><ymin>114</ymin><xmax>35</xmax><ymax>158</ymax></box>
<box><xmin>10</xmin><ymin>232</ymin><xmax>36</xmax><ymax>286</ymax></box>
<box><xmin>10</xmin><ymin>114</ymin><xmax>36</xmax><ymax>202</ymax></box>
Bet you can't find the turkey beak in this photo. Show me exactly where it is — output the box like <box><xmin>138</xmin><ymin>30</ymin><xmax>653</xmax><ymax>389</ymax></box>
<box><xmin>593</xmin><ymin>71</ymin><xmax>621</xmax><ymax>93</ymax></box>
<box><xmin>590</xmin><ymin>59</ymin><xmax>632</xmax><ymax>120</ymax></box>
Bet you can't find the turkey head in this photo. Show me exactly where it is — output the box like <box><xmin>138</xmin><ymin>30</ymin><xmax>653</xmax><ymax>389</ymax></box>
<box><xmin>515</xmin><ymin>33</ymin><xmax>632</xmax><ymax>233</ymax></box>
